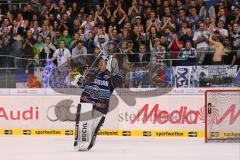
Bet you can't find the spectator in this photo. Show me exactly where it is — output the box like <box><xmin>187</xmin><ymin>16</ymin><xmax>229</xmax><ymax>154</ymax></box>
<box><xmin>12</xmin><ymin>32</ymin><xmax>24</xmax><ymax>67</ymax></box>
<box><xmin>193</xmin><ymin>22</ymin><xmax>209</xmax><ymax>64</ymax></box>
<box><xmin>216</xmin><ymin>19</ymin><xmax>228</xmax><ymax>37</ymax></box>
<box><xmin>52</xmin><ymin>30</ymin><xmax>61</xmax><ymax>47</ymax></box>
<box><xmin>223</xmin><ymin>37</ymin><xmax>237</xmax><ymax>65</ymax></box>
<box><xmin>22</xmin><ymin>30</ymin><xmax>36</xmax><ymax>64</ymax></box>
<box><xmin>168</xmin><ymin>33</ymin><xmax>183</xmax><ymax>61</ymax></box>
<box><xmin>151</xmin><ymin>38</ymin><xmax>166</xmax><ymax>63</ymax></box>
<box><xmin>0</xmin><ymin>18</ymin><xmax>12</xmax><ymax>35</ymax></box>
<box><xmin>23</xmin><ymin>4</ymin><xmax>34</xmax><ymax>22</ymax></box>
<box><xmin>94</xmin><ymin>26</ymin><xmax>109</xmax><ymax>44</ymax></box>
<box><xmin>52</xmin><ymin>21</ymin><xmax>60</xmax><ymax>31</ymax></box>
<box><xmin>159</xmin><ymin>35</ymin><xmax>168</xmax><ymax>49</ymax></box>
<box><xmin>130</xmin><ymin>43</ymin><xmax>151</xmax><ymax>88</ymax></box>
<box><xmin>189</xmin><ymin>7</ymin><xmax>200</xmax><ymax>31</ymax></box>
<box><xmin>162</xmin><ymin>6</ymin><xmax>175</xmax><ymax>24</ymax></box>
<box><xmin>94</xmin><ymin>34</ymin><xmax>109</xmax><ymax>51</ymax></box>
<box><xmin>134</xmin><ymin>16</ymin><xmax>144</xmax><ymax>32</ymax></box>
<box><xmin>128</xmin><ymin>0</ymin><xmax>140</xmax><ymax>18</ymax></box>
<box><xmin>11</xmin><ymin>19</ymin><xmax>19</xmax><ymax>37</ymax></box>
<box><xmin>231</xmin><ymin>7</ymin><xmax>240</xmax><ymax>23</ymax></box>
<box><xmin>163</xmin><ymin>27</ymin><xmax>173</xmax><ymax>44</ymax></box>
<box><xmin>120</xmin><ymin>26</ymin><xmax>131</xmax><ymax>41</ymax></box>
<box><xmin>72</xmin><ymin>18</ymin><xmax>81</xmax><ymax>34</ymax></box>
<box><xmin>230</xmin><ymin>23</ymin><xmax>240</xmax><ymax>50</ymax></box>
<box><xmin>9</xmin><ymin>4</ymin><xmax>19</xmax><ymax>19</ymax></box>
<box><xmin>58</xmin><ymin>14</ymin><xmax>70</xmax><ymax>33</ymax></box>
<box><xmin>132</xmin><ymin>24</ymin><xmax>146</xmax><ymax>52</ymax></box>
<box><xmin>209</xmin><ymin>24</ymin><xmax>225</xmax><ymax>65</ymax></box>
<box><xmin>147</xmin><ymin>26</ymin><xmax>160</xmax><ymax>51</ymax></box>
<box><xmin>81</xmin><ymin>13</ymin><xmax>95</xmax><ymax>40</ymax></box>
<box><xmin>176</xmin><ymin>9</ymin><xmax>188</xmax><ymax>31</ymax></box>
<box><xmin>94</xmin><ymin>5</ymin><xmax>105</xmax><ymax>27</ymax></box>
<box><xmin>52</xmin><ymin>40</ymin><xmax>71</xmax><ymax>67</ymax></box>
<box><xmin>199</xmin><ymin>3</ymin><xmax>216</xmax><ymax>23</ymax></box>
<box><xmin>85</xmin><ymin>31</ymin><xmax>95</xmax><ymax>54</ymax></box>
<box><xmin>119</xmin><ymin>40</ymin><xmax>128</xmax><ymax>54</ymax></box>
<box><xmin>0</xmin><ymin>26</ymin><xmax>13</xmax><ymax>67</ymax></box>
<box><xmin>72</xmin><ymin>40</ymin><xmax>87</xmax><ymax>65</ymax></box>
<box><xmin>40</xmin><ymin>25</ymin><xmax>50</xmax><ymax>39</ymax></box>
<box><xmin>58</xmin><ymin>30</ymin><xmax>72</xmax><ymax>48</ymax></box>
<box><xmin>180</xmin><ymin>27</ymin><xmax>193</xmax><ymax>44</ymax></box>
<box><xmin>39</xmin><ymin>36</ymin><xmax>57</xmax><ymax>66</ymax></box>
<box><xmin>126</xmin><ymin>40</ymin><xmax>134</xmax><ymax>54</ymax></box>
<box><xmin>136</xmin><ymin>43</ymin><xmax>151</xmax><ymax>63</ymax></box>
<box><xmin>69</xmin><ymin>33</ymin><xmax>80</xmax><ymax>50</ymax></box>
<box><xmin>113</xmin><ymin>1</ymin><xmax>126</xmax><ymax>20</ymax></box>
<box><xmin>146</xmin><ymin>10</ymin><xmax>161</xmax><ymax>33</ymax></box>
<box><xmin>154</xmin><ymin>0</ymin><xmax>164</xmax><ymax>19</ymax></box>
<box><xmin>161</xmin><ymin>16</ymin><xmax>176</xmax><ymax>32</ymax></box>
<box><xmin>34</xmin><ymin>35</ymin><xmax>44</xmax><ymax>62</ymax></box>
<box><xmin>109</xmin><ymin>27</ymin><xmax>121</xmax><ymax>44</ymax></box>
<box><xmin>217</xmin><ymin>8</ymin><xmax>227</xmax><ymax>23</ymax></box>
<box><xmin>178</xmin><ymin>41</ymin><xmax>197</xmax><ymax>66</ymax></box>
<box><xmin>0</xmin><ymin>26</ymin><xmax>12</xmax><ymax>52</ymax></box>
<box><xmin>107</xmin><ymin>41</ymin><xmax>117</xmax><ymax>54</ymax></box>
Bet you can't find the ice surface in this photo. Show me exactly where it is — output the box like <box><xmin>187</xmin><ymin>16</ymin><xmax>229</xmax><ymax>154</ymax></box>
<box><xmin>0</xmin><ymin>136</ymin><xmax>239</xmax><ymax>160</ymax></box>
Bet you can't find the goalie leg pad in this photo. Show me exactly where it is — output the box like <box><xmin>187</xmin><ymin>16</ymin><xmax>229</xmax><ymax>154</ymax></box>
<box><xmin>74</xmin><ymin>103</ymin><xmax>94</xmax><ymax>151</ymax></box>
<box><xmin>74</xmin><ymin>104</ymin><xmax>106</xmax><ymax>151</ymax></box>
<box><xmin>87</xmin><ymin>112</ymin><xmax>106</xmax><ymax>150</ymax></box>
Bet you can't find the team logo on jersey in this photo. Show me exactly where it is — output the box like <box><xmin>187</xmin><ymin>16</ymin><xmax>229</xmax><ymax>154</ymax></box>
<box><xmin>104</xmin><ymin>75</ymin><xmax>110</xmax><ymax>80</ymax></box>
<box><xmin>89</xmin><ymin>85</ymin><xmax>101</xmax><ymax>99</ymax></box>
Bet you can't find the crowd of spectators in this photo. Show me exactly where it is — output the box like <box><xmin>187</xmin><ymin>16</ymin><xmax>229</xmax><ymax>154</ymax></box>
<box><xmin>0</xmin><ymin>0</ymin><xmax>239</xmax><ymax>70</ymax></box>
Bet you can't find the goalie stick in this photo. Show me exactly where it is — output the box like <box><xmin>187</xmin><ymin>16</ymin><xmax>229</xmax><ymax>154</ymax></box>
<box><xmin>74</xmin><ymin>103</ymin><xmax>81</xmax><ymax>149</ymax></box>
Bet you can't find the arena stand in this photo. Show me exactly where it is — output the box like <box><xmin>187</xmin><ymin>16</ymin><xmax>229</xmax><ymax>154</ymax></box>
<box><xmin>0</xmin><ymin>0</ymin><xmax>239</xmax><ymax>88</ymax></box>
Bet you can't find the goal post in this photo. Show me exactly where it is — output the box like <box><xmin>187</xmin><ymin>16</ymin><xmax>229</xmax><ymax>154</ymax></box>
<box><xmin>205</xmin><ymin>90</ymin><xmax>240</xmax><ymax>143</ymax></box>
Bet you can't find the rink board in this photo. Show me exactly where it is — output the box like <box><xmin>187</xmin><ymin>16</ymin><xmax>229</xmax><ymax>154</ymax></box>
<box><xmin>0</xmin><ymin>129</ymin><xmax>204</xmax><ymax>137</ymax></box>
<box><xmin>0</xmin><ymin>88</ymin><xmax>239</xmax><ymax>138</ymax></box>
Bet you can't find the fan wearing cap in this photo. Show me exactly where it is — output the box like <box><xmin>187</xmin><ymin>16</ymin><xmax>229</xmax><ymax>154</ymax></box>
<box><xmin>94</xmin><ymin>34</ymin><xmax>108</xmax><ymax>50</ymax></box>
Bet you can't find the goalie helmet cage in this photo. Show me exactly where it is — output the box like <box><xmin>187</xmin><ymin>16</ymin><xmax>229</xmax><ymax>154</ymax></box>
<box><xmin>205</xmin><ymin>90</ymin><xmax>240</xmax><ymax>143</ymax></box>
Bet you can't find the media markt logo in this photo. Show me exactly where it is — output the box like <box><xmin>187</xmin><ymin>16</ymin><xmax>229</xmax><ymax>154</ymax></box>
<box><xmin>47</xmin><ymin>100</ymin><xmax>240</xmax><ymax>125</ymax></box>
<box><xmin>131</xmin><ymin>104</ymin><xmax>202</xmax><ymax>124</ymax></box>
<box><xmin>130</xmin><ymin>104</ymin><xmax>240</xmax><ymax>125</ymax></box>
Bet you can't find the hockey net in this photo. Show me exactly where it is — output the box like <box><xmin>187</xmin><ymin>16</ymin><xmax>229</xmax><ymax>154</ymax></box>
<box><xmin>205</xmin><ymin>90</ymin><xmax>240</xmax><ymax>143</ymax></box>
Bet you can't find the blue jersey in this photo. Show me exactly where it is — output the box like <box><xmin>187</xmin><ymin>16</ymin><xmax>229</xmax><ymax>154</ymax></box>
<box><xmin>80</xmin><ymin>68</ymin><xmax>115</xmax><ymax>114</ymax></box>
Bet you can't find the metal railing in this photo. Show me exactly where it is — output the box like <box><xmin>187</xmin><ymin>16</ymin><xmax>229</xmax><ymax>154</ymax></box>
<box><xmin>0</xmin><ymin>53</ymin><xmax>239</xmax><ymax>88</ymax></box>
<box><xmin>0</xmin><ymin>0</ymin><xmax>41</xmax><ymax>10</ymax></box>
<box><xmin>0</xmin><ymin>67</ymin><xmax>16</xmax><ymax>88</ymax></box>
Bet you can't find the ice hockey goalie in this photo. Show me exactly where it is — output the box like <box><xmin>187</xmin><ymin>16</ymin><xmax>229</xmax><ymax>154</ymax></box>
<box><xmin>74</xmin><ymin>55</ymin><xmax>122</xmax><ymax>151</ymax></box>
